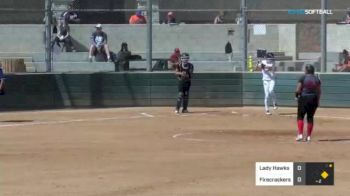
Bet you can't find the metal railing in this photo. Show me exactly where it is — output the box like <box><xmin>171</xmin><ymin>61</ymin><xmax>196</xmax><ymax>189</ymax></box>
<box><xmin>0</xmin><ymin>0</ymin><xmax>348</xmax><ymax>73</ymax></box>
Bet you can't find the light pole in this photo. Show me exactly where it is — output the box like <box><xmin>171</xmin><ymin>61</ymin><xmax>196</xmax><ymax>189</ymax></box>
<box><xmin>45</xmin><ymin>0</ymin><xmax>52</xmax><ymax>72</ymax></box>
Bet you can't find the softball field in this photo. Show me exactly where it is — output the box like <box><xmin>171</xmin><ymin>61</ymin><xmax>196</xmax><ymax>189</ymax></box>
<box><xmin>0</xmin><ymin>107</ymin><xmax>349</xmax><ymax>196</ymax></box>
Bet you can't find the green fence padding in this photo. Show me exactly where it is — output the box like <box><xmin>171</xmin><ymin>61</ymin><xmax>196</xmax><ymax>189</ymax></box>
<box><xmin>1</xmin><ymin>72</ymin><xmax>350</xmax><ymax>110</ymax></box>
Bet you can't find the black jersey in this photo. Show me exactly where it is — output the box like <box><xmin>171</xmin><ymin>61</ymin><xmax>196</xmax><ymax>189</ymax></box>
<box><xmin>177</xmin><ymin>63</ymin><xmax>194</xmax><ymax>81</ymax></box>
<box><xmin>298</xmin><ymin>74</ymin><xmax>321</xmax><ymax>96</ymax></box>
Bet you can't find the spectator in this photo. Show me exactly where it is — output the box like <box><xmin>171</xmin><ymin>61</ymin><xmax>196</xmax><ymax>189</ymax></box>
<box><xmin>89</xmin><ymin>24</ymin><xmax>111</xmax><ymax>62</ymax></box>
<box><xmin>0</xmin><ymin>62</ymin><xmax>5</xmax><ymax>95</ymax></box>
<box><xmin>343</xmin><ymin>49</ymin><xmax>350</xmax><ymax>64</ymax></box>
<box><xmin>168</xmin><ymin>48</ymin><xmax>181</xmax><ymax>69</ymax></box>
<box><xmin>225</xmin><ymin>42</ymin><xmax>233</xmax><ymax>62</ymax></box>
<box><xmin>334</xmin><ymin>49</ymin><xmax>350</xmax><ymax>72</ymax></box>
<box><xmin>116</xmin><ymin>42</ymin><xmax>132</xmax><ymax>71</ymax></box>
<box><xmin>51</xmin><ymin>20</ymin><xmax>76</xmax><ymax>52</ymax></box>
<box><xmin>337</xmin><ymin>8</ymin><xmax>350</xmax><ymax>24</ymax></box>
<box><xmin>61</xmin><ymin>3</ymin><xmax>80</xmax><ymax>26</ymax></box>
<box><xmin>214</xmin><ymin>12</ymin><xmax>225</xmax><ymax>24</ymax></box>
<box><xmin>236</xmin><ymin>13</ymin><xmax>243</xmax><ymax>24</ymax></box>
<box><xmin>167</xmin><ymin>12</ymin><xmax>176</xmax><ymax>24</ymax></box>
<box><xmin>129</xmin><ymin>10</ymin><xmax>147</xmax><ymax>24</ymax></box>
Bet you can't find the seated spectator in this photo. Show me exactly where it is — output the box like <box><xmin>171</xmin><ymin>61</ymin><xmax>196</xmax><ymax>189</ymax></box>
<box><xmin>225</xmin><ymin>42</ymin><xmax>233</xmax><ymax>62</ymax></box>
<box><xmin>236</xmin><ymin>13</ymin><xmax>243</xmax><ymax>24</ymax></box>
<box><xmin>337</xmin><ymin>8</ymin><xmax>350</xmax><ymax>24</ymax></box>
<box><xmin>168</xmin><ymin>48</ymin><xmax>181</xmax><ymax>69</ymax></box>
<box><xmin>89</xmin><ymin>24</ymin><xmax>111</xmax><ymax>62</ymax></box>
<box><xmin>214</xmin><ymin>12</ymin><xmax>225</xmax><ymax>24</ymax></box>
<box><xmin>116</xmin><ymin>42</ymin><xmax>132</xmax><ymax>71</ymax></box>
<box><xmin>334</xmin><ymin>49</ymin><xmax>350</xmax><ymax>72</ymax></box>
<box><xmin>343</xmin><ymin>49</ymin><xmax>349</xmax><ymax>63</ymax></box>
<box><xmin>129</xmin><ymin>10</ymin><xmax>147</xmax><ymax>24</ymax></box>
<box><xmin>61</xmin><ymin>3</ymin><xmax>80</xmax><ymax>26</ymax></box>
<box><xmin>337</xmin><ymin>62</ymin><xmax>350</xmax><ymax>72</ymax></box>
<box><xmin>167</xmin><ymin>12</ymin><xmax>177</xmax><ymax>24</ymax></box>
<box><xmin>51</xmin><ymin>20</ymin><xmax>76</xmax><ymax>52</ymax></box>
<box><xmin>346</xmin><ymin>9</ymin><xmax>350</xmax><ymax>23</ymax></box>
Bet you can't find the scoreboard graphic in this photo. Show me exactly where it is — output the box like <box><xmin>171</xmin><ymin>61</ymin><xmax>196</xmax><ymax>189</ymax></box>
<box><xmin>256</xmin><ymin>162</ymin><xmax>334</xmax><ymax>186</ymax></box>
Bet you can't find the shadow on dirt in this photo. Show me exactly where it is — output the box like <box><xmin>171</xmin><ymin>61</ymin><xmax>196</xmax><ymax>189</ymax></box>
<box><xmin>0</xmin><ymin>120</ymin><xmax>34</xmax><ymax>123</ymax></box>
<box><xmin>318</xmin><ymin>138</ymin><xmax>350</xmax><ymax>142</ymax></box>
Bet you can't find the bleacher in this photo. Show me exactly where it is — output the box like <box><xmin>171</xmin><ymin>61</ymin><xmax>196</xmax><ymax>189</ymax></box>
<box><xmin>0</xmin><ymin>0</ymin><xmax>348</xmax><ymax>73</ymax></box>
<box><xmin>0</xmin><ymin>50</ymin><xmax>327</xmax><ymax>73</ymax></box>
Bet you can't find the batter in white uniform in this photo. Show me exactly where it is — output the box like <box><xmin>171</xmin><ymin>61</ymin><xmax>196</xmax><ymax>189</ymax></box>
<box><xmin>257</xmin><ymin>58</ymin><xmax>278</xmax><ymax>115</ymax></box>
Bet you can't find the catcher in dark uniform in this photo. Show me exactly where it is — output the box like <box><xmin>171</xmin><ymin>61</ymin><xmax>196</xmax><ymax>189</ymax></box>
<box><xmin>175</xmin><ymin>53</ymin><xmax>194</xmax><ymax>114</ymax></box>
<box><xmin>295</xmin><ymin>65</ymin><xmax>321</xmax><ymax>142</ymax></box>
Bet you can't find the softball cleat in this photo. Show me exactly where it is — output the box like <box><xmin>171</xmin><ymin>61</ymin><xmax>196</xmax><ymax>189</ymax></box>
<box><xmin>296</xmin><ymin>134</ymin><xmax>303</xmax><ymax>142</ymax></box>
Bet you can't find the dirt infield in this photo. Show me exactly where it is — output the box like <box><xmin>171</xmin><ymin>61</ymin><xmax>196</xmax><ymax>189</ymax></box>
<box><xmin>0</xmin><ymin>107</ymin><xmax>349</xmax><ymax>196</ymax></box>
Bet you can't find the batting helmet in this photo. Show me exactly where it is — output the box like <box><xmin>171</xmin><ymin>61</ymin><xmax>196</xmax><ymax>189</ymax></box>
<box><xmin>181</xmin><ymin>53</ymin><xmax>190</xmax><ymax>64</ymax></box>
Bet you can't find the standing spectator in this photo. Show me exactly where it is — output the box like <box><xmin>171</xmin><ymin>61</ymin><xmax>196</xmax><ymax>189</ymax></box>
<box><xmin>168</xmin><ymin>48</ymin><xmax>181</xmax><ymax>69</ymax></box>
<box><xmin>225</xmin><ymin>42</ymin><xmax>233</xmax><ymax>62</ymax></box>
<box><xmin>51</xmin><ymin>20</ymin><xmax>76</xmax><ymax>52</ymax></box>
<box><xmin>167</xmin><ymin>12</ymin><xmax>176</xmax><ymax>24</ymax></box>
<box><xmin>61</xmin><ymin>3</ymin><xmax>80</xmax><ymax>26</ymax></box>
<box><xmin>214</xmin><ymin>11</ymin><xmax>225</xmax><ymax>24</ymax></box>
<box><xmin>89</xmin><ymin>24</ymin><xmax>111</xmax><ymax>62</ymax></box>
<box><xmin>116</xmin><ymin>42</ymin><xmax>132</xmax><ymax>71</ymax></box>
<box><xmin>129</xmin><ymin>10</ymin><xmax>147</xmax><ymax>24</ymax></box>
<box><xmin>51</xmin><ymin>2</ymin><xmax>79</xmax><ymax>35</ymax></box>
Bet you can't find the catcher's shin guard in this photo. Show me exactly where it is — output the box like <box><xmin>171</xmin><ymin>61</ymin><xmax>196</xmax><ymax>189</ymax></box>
<box><xmin>176</xmin><ymin>92</ymin><xmax>184</xmax><ymax>111</ymax></box>
<box><xmin>182</xmin><ymin>91</ymin><xmax>189</xmax><ymax>110</ymax></box>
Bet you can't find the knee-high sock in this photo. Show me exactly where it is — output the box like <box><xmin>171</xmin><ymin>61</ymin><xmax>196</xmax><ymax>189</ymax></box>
<box><xmin>269</xmin><ymin>80</ymin><xmax>277</xmax><ymax>106</ymax></box>
<box><xmin>307</xmin><ymin>123</ymin><xmax>313</xmax><ymax>137</ymax></box>
<box><xmin>263</xmin><ymin>81</ymin><xmax>269</xmax><ymax>111</ymax></box>
<box><xmin>183</xmin><ymin>92</ymin><xmax>189</xmax><ymax>110</ymax></box>
<box><xmin>264</xmin><ymin>95</ymin><xmax>269</xmax><ymax>111</ymax></box>
<box><xmin>298</xmin><ymin>120</ymin><xmax>304</xmax><ymax>135</ymax></box>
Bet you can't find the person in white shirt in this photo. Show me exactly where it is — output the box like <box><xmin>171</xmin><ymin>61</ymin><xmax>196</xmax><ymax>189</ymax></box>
<box><xmin>214</xmin><ymin>12</ymin><xmax>225</xmax><ymax>24</ymax></box>
<box><xmin>256</xmin><ymin>54</ymin><xmax>278</xmax><ymax>115</ymax></box>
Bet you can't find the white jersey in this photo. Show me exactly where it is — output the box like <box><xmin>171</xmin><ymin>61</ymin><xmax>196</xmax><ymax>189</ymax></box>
<box><xmin>260</xmin><ymin>59</ymin><xmax>275</xmax><ymax>81</ymax></box>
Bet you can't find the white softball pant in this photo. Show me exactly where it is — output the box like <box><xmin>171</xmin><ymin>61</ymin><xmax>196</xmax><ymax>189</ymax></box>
<box><xmin>263</xmin><ymin>80</ymin><xmax>277</xmax><ymax>112</ymax></box>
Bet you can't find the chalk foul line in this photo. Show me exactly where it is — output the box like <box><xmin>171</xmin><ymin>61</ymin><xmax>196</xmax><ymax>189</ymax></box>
<box><xmin>140</xmin><ymin>113</ymin><xmax>155</xmax><ymax>118</ymax></box>
<box><xmin>172</xmin><ymin>132</ymin><xmax>223</xmax><ymax>143</ymax></box>
<box><xmin>0</xmin><ymin>116</ymin><xmax>144</xmax><ymax>128</ymax></box>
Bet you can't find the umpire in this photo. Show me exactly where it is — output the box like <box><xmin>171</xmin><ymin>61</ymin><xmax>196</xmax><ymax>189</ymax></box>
<box><xmin>175</xmin><ymin>53</ymin><xmax>194</xmax><ymax>114</ymax></box>
<box><xmin>295</xmin><ymin>65</ymin><xmax>321</xmax><ymax>142</ymax></box>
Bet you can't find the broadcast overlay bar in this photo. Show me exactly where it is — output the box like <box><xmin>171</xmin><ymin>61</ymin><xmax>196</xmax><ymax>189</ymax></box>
<box><xmin>256</xmin><ymin>162</ymin><xmax>334</xmax><ymax>186</ymax></box>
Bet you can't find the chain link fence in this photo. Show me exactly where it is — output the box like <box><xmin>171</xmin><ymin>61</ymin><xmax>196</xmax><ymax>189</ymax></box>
<box><xmin>0</xmin><ymin>0</ymin><xmax>349</xmax><ymax>73</ymax></box>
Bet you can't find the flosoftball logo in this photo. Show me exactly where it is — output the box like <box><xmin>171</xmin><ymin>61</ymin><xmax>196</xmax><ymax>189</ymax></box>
<box><xmin>288</xmin><ymin>9</ymin><xmax>333</xmax><ymax>15</ymax></box>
